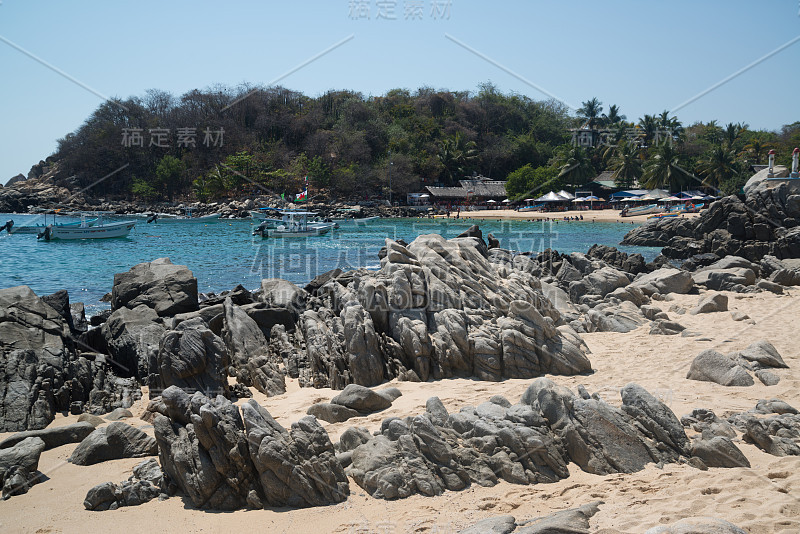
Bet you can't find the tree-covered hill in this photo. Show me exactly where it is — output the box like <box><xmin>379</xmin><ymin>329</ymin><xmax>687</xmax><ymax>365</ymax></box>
<box><xmin>28</xmin><ymin>84</ymin><xmax>800</xmax><ymax>203</ymax></box>
<box><xmin>47</xmin><ymin>82</ymin><xmax>572</xmax><ymax>202</ymax></box>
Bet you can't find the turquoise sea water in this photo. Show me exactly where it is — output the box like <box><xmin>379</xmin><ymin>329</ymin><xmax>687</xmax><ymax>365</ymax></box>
<box><xmin>0</xmin><ymin>213</ymin><xmax>660</xmax><ymax>315</ymax></box>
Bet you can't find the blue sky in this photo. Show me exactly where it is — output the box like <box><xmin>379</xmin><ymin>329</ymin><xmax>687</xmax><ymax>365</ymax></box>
<box><xmin>1</xmin><ymin>0</ymin><xmax>799</xmax><ymax>184</ymax></box>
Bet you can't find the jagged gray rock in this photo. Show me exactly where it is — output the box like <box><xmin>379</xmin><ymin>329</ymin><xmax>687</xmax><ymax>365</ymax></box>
<box><xmin>83</xmin><ymin>458</ymin><xmax>165</xmax><ymax>511</ymax></box>
<box><xmin>149</xmin><ymin>317</ymin><xmax>229</xmax><ymax>397</ymax></box>
<box><xmin>517</xmin><ymin>500</ymin><xmax>602</xmax><ymax>533</ymax></box>
<box><xmin>152</xmin><ymin>387</ymin><xmax>261</xmax><ymax>510</ymax></box>
<box><xmin>101</xmin><ymin>304</ymin><xmax>165</xmax><ymax>380</ymax></box>
<box><xmin>222</xmin><ymin>298</ymin><xmax>285</xmax><ymax>396</ymax></box>
<box><xmin>241</xmin><ymin>400</ymin><xmax>349</xmax><ymax>507</ymax></box>
<box><xmin>690</xmin><ymin>436</ymin><xmax>750</xmax><ymax>468</ymax></box>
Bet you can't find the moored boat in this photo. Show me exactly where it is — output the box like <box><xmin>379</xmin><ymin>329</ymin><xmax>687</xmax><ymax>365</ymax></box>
<box><xmin>39</xmin><ymin>215</ymin><xmax>136</xmax><ymax>240</ymax></box>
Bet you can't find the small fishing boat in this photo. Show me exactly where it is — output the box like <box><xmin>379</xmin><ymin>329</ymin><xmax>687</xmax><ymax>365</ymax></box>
<box><xmin>647</xmin><ymin>212</ymin><xmax>679</xmax><ymax>219</ymax></box>
<box><xmin>254</xmin><ymin>211</ymin><xmax>334</xmax><ymax>238</ymax></box>
<box><xmin>174</xmin><ymin>208</ymin><xmax>220</xmax><ymax>220</ymax></box>
<box><xmin>621</xmin><ymin>204</ymin><xmax>660</xmax><ymax>217</ymax></box>
<box><xmin>2</xmin><ymin>216</ymin><xmax>98</xmax><ymax>234</ymax></box>
<box><xmin>39</xmin><ymin>214</ymin><xmax>136</xmax><ymax>240</ymax></box>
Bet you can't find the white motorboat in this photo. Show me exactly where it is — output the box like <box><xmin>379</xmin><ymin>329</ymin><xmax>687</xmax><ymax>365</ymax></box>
<box><xmin>255</xmin><ymin>211</ymin><xmax>334</xmax><ymax>238</ymax></box>
<box><xmin>40</xmin><ymin>214</ymin><xmax>136</xmax><ymax>240</ymax></box>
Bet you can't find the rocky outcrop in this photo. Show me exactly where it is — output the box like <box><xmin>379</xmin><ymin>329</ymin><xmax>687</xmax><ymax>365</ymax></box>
<box><xmin>150</xmin><ymin>386</ymin><xmax>348</xmax><ymax>510</ymax></box>
<box><xmin>622</xmin><ymin>186</ymin><xmax>800</xmax><ymax>261</ymax></box>
<box><xmin>111</xmin><ymin>258</ymin><xmax>199</xmax><ymax>317</ymax></box>
<box><xmin>0</xmin><ymin>285</ymin><xmax>72</xmax><ymax>431</ymax></box>
<box><xmin>687</xmin><ymin>350</ymin><xmax>755</xmax><ymax>387</ymax></box>
<box><xmin>241</xmin><ymin>400</ymin><xmax>349</xmax><ymax>507</ymax></box>
<box><xmin>222</xmin><ymin>298</ymin><xmax>285</xmax><ymax>396</ymax></box>
<box><xmin>0</xmin><ymin>286</ymin><xmax>138</xmax><ymax>429</ymax></box>
<box><xmin>101</xmin><ymin>305</ymin><xmax>165</xmax><ymax>379</ymax></box>
<box><xmin>348</xmin><ymin>381</ymin><xmax>689</xmax><ymax>501</ymax></box>
<box><xmin>284</xmin><ymin>233</ymin><xmax>591</xmax><ymax>390</ymax></box>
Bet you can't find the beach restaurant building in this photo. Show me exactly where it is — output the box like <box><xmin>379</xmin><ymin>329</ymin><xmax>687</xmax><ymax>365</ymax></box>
<box><xmin>424</xmin><ymin>176</ymin><xmax>507</xmax><ymax>205</ymax></box>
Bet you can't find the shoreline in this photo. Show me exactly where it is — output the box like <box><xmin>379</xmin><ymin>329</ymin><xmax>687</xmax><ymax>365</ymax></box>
<box><xmin>436</xmin><ymin>208</ymin><xmax>702</xmax><ymax>224</ymax></box>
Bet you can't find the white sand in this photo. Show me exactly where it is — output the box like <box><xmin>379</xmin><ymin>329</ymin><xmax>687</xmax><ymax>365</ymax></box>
<box><xmin>2</xmin><ymin>288</ymin><xmax>799</xmax><ymax>533</ymax></box>
<box><xmin>436</xmin><ymin>208</ymin><xmax>701</xmax><ymax>224</ymax></box>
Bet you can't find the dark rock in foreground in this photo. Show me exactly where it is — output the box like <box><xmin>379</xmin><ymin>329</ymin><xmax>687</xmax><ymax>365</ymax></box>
<box><xmin>347</xmin><ymin>380</ymin><xmax>689</xmax><ymax>500</ymax></box>
<box><xmin>84</xmin><ymin>458</ymin><xmax>166</xmax><ymax>511</ymax></box>
<box><xmin>151</xmin><ymin>385</ymin><xmax>348</xmax><ymax>510</ymax></box>
<box><xmin>68</xmin><ymin>422</ymin><xmax>157</xmax><ymax>465</ymax></box>
<box><xmin>0</xmin><ymin>436</ymin><xmax>45</xmax><ymax>499</ymax></box>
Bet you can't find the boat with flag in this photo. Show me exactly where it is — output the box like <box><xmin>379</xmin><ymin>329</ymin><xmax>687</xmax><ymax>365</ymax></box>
<box><xmin>253</xmin><ymin>210</ymin><xmax>334</xmax><ymax>238</ymax></box>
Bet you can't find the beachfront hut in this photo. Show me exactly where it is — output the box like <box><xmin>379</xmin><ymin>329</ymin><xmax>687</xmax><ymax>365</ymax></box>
<box><xmin>536</xmin><ymin>191</ymin><xmax>567</xmax><ymax>202</ymax></box>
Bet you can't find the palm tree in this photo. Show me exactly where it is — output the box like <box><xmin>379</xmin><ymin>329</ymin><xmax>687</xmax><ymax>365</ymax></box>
<box><xmin>697</xmin><ymin>146</ymin><xmax>740</xmax><ymax>188</ymax></box>
<box><xmin>577</xmin><ymin>97</ymin><xmax>603</xmax><ymax>129</ymax></box>
<box><xmin>609</xmin><ymin>141</ymin><xmax>642</xmax><ymax>189</ymax></box>
<box><xmin>741</xmin><ymin>137</ymin><xmax>770</xmax><ymax>164</ymax></box>
<box><xmin>657</xmin><ymin>110</ymin><xmax>683</xmax><ymax>141</ymax></box>
<box><xmin>438</xmin><ymin>132</ymin><xmax>477</xmax><ymax>184</ymax></box>
<box><xmin>724</xmin><ymin>122</ymin><xmax>747</xmax><ymax>150</ymax></box>
<box><xmin>641</xmin><ymin>141</ymin><xmax>692</xmax><ymax>191</ymax></box>
<box><xmin>602</xmin><ymin>104</ymin><xmax>626</xmax><ymax>126</ymax></box>
<box><xmin>703</xmin><ymin>120</ymin><xmax>723</xmax><ymax>145</ymax></box>
<box><xmin>553</xmin><ymin>145</ymin><xmax>596</xmax><ymax>186</ymax></box>
<box><xmin>637</xmin><ymin>114</ymin><xmax>658</xmax><ymax>148</ymax></box>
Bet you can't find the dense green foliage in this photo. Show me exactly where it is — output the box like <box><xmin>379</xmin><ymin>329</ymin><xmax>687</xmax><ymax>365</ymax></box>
<box><xmin>51</xmin><ymin>83</ymin><xmax>571</xmax><ymax>201</ymax></box>
<box><xmin>48</xmin><ymin>86</ymin><xmax>800</xmax><ymax>202</ymax></box>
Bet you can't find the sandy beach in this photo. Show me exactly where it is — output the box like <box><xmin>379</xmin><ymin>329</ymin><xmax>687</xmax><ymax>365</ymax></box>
<box><xmin>2</xmin><ymin>287</ymin><xmax>798</xmax><ymax>534</ymax></box>
<box><xmin>438</xmin><ymin>208</ymin><xmax>702</xmax><ymax>224</ymax></box>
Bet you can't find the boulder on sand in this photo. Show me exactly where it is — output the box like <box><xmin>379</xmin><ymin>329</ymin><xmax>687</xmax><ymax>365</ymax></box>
<box><xmin>686</xmin><ymin>350</ymin><xmax>754</xmax><ymax>387</ymax></box>
<box><xmin>0</xmin><ymin>436</ymin><xmax>45</xmax><ymax>499</ymax></box>
<box><xmin>68</xmin><ymin>422</ymin><xmax>157</xmax><ymax>466</ymax></box>
<box><xmin>690</xmin><ymin>292</ymin><xmax>728</xmax><ymax>315</ymax></box>
<box><xmin>630</xmin><ymin>268</ymin><xmax>694</xmax><ymax>296</ymax></box>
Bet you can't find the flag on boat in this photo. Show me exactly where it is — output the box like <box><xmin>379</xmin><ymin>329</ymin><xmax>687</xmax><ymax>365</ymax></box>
<box><xmin>295</xmin><ymin>188</ymin><xmax>308</xmax><ymax>202</ymax></box>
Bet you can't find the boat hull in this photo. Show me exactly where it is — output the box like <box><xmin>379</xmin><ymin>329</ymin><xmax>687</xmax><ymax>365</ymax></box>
<box><xmin>9</xmin><ymin>218</ymin><xmax>98</xmax><ymax>234</ymax></box>
<box><xmin>266</xmin><ymin>225</ymin><xmax>332</xmax><ymax>238</ymax></box>
<box><xmin>48</xmin><ymin>221</ymin><xmax>136</xmax><ymax>240</ymax></box>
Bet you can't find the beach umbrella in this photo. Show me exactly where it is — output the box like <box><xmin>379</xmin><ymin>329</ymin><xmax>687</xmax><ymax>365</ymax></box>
<box><xmin>690</xmin><ymin>195</ymin><xmax>705</xmax><ymax>201</ymax></box>
<box><xmin>502</xmin><ymin>199</ymin><xmax>511</xmax><ymax>203</ymax></box>
<box><xmin>557</xmin><ymin>190</ymin><xmax>575</xmax><ymax>200</ymax></box>
<box><xmin>486</xmin><ymin>199</ymin><xmax>497</xmax><ymax>203</ymax></box>
<box><xmin>419</xmin><ymin>193</ymin><xmax>430</xmax><ymax>198</ymax></box>
<box><xmin>524</xmin><ymin>198</ymin><xmax>535</xmax><ymax>202</ymax></box>
<box><xmin>572</xmin><ymin>197</ymin><xmax>586</xmax><ymax>202</ymax></box>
